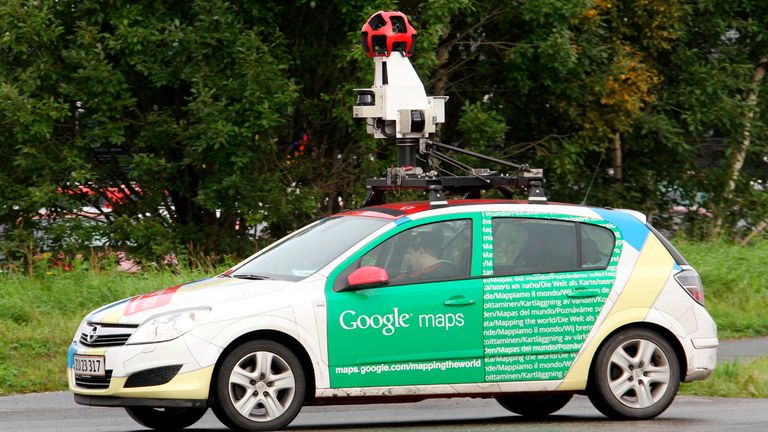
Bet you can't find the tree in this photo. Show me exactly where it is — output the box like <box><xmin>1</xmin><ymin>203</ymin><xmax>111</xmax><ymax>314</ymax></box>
<box><xmin>399</xmin><ymin>0</ymin><xmax>689</xmax><ymax>215</ymax></box>
<box><xmin>687</xmin><ymin>1</ymin><xmax>768</xmax><ymax>238</ymax></box>
<box><xmin>2</xmin><ymin>1</ymin><xmax>767</xmax><ymax>269</ymax></box>
<box><xmin>0</xmin><ymin>1</ymin><xmax>299</xmax><ymax>265</ymax></box>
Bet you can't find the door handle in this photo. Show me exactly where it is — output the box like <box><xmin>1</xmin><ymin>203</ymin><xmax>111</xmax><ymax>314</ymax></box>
<box><xmin>444</xmin><ymin>296</ymin><xmax>475</xmax><ymax>306</ymax></box>
<box><xmin>567</xmin><ymin>289</ymin><xmax>600</xmax><ymax>298</ymax></box>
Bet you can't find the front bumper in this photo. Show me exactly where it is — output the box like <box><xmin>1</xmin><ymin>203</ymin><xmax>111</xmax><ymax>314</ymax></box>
<box><xmin>74</xmin><ymin>394</ymin><xmax>207</xmax><ymax>408</ymax></box>
<box><xmin>68</xmin><ymin>333</ymin><xmax>219</xmax><ymax>400</ymax></box>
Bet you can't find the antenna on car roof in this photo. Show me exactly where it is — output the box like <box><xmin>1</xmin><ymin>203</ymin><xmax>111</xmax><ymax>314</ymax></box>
<box><xmin>353</xmin><ymin>11</ymin><xmax>546</xmax><ymax>207</ymax></box>
<box><xmin>580</xmin><ymin>149</ymin><xmax>606</xmax><ymax>206</ymax></box>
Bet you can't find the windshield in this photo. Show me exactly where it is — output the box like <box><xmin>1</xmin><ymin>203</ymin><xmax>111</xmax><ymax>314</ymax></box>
<box><xmin>231</xmin><ymin>216</ymin><xmax>389</xmax><ymax>281</ymax></box>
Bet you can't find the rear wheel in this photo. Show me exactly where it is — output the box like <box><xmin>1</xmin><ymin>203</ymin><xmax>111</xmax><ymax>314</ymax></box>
<box><xmin>212</xmin><ymin>340</ymin><xmax>305</xmax><ymax>431</ymax></box>
<box><xmin>124</xmin><ymin>406</ymin><xmax>206</xmax><ymax>430</ymax></box>
<box><xmin>588</xmin><ymin>328</ymin><xmax>680</xmax><ymax>419</ymax></box>
<box><xmin>496</xmin><ymin>393</ymin><xmax>573</xmax><ymax>417</ymax></box>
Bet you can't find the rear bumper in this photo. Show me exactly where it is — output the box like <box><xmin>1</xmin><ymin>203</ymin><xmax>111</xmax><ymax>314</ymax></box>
<box><xmin>692</xmin><ymin>337</ymin><xmax>719</xmax><ymax>349</ymax></box>
<box><xmin>683</xmin><ymin>338</ymin><xmax>718</xmax><ymax>382</ymax></box>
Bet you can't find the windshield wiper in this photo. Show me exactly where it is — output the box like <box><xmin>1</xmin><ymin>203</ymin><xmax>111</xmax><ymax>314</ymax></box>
<box><xmin>232</xmin><ymin>274</ymin><xmax>271</xmax><ymax>280</ymax></box>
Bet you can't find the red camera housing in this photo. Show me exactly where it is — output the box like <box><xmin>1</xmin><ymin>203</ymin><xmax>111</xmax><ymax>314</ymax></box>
<box><xmin>361</xmin><ymin>11</ymin><xmax>417</xmax><ymax>58</ymax></box>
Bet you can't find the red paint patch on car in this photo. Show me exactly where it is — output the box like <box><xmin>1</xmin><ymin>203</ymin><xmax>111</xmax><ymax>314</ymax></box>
<box><xmin>124</xmin><ymin>285</ymin><xmax>182</xmax><ymax>316</ymax></box>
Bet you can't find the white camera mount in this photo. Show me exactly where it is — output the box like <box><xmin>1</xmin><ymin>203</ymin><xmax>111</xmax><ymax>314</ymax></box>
<box><xmin>353</xmin><ymin>11</ymin><xmax>546</xmax><ymax>206</ymax></box>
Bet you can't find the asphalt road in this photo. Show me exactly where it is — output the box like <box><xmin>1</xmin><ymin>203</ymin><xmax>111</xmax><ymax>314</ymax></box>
<box><xmin>1</xmin><ymin>339</ymin><xmax>765</xmax><ymax>431</ymax></box>
<box><xmin>1</xmin><ymin>392</ymin><xmax>767</xmax><ymax>432</ymax></box>
<box><xmin>719</xmin><ymin>336</ymin><xmax>768</xmax><ymax>363</ymax></box>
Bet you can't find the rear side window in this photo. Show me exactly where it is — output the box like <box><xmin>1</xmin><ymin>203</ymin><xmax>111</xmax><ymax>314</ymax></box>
<box><xmin>581</xmin><ymin>223</ymin><xmax>614</xmax><ymax>269</ymax></box>
<box><xmin>492</xmin><ymin>218</ymin><xmax>615</xmax><ymax>276</ymax></box>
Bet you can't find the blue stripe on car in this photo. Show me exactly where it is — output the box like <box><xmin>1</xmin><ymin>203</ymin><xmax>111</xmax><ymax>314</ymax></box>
<box><xmin>593</xmin><ymin>208</ymin><xmax>649</xmax><ymax>251</ymax></box>
<box><xmin>91</xmin><ymin>297</ymin><xmax>131</xmax><ymax>315</ymax></box>
<box><xmin>395</xmin><ymin>216</ymin><xmax>411</xmax><ymax>226</ymax></box>
<box><xmin>67</xmin><ymin>343</ymin><xmax>76</xmax><ymax>368</ymax></box>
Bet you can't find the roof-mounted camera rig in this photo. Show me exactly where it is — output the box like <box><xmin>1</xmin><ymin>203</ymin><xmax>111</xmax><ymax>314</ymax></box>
<box><xmin>354</xmin><ymin>11</ymin><xmax>546</xmax><ymax>207</ymax></box>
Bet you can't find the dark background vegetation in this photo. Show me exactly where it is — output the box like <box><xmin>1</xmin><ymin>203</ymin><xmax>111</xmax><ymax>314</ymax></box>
<box><xmin>2</xmin><ymin>0</ymin><xmax>768</xmax><ymax>269</ymax></box>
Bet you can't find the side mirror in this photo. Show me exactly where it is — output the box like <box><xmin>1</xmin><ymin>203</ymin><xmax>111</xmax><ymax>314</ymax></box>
<box><xmin>347</xmin><ymin>266</ymin><xmax>390</xmax><ymax>289</ymax></box>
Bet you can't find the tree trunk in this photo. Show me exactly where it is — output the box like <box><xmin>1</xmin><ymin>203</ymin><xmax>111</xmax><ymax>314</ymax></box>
<box><xmin>432</xmin><ymin>40</ymin><xmax>452</xmax><ymax>98</ymax></box>
<box><xmin>712</xmin><ymin>56</ymin><xmax>768</xmax><ymax>237</ymax></box>
<box><xmin>740</xmin><ymin>220</ymin><xmax>768</xmax><ymax>245</ymax></box>
<box><xmin>611</xmin><ymin>132</ymin><xmax>623</xmax><ymax>183</ymax></box>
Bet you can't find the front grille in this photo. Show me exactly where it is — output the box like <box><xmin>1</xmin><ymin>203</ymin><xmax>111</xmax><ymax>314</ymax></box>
<box><xmin>79</xmin><ymin>333</ymin><xmax>133</xmax><ymax>347</ymax></box>
<box><xmin>79</xmin><ymin>323</ymin><xmax>138</xmax><ymax>348</ymax></box>
<box><xmin>75</xmin><ymin>370</ymin><xmax>113</xmax><ymax>389</ymax></box>
<box><xmin>125</xmin><ymin>365</ymin><xmax>183</xmax><ymax>388</ymax></box>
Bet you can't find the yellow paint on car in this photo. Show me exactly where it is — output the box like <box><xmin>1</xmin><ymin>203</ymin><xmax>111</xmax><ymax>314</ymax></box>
<box><xmin>558</xmin><ymin>236</ymin><xmax>674</xmax><ymax>390</ymax></box>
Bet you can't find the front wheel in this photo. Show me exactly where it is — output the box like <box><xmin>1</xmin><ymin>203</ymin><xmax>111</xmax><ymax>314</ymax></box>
<box><xmin>212</xmin><ymin>340</ymin><xmax>306</xmax><ymax>431</ymax></box>
<box><xmin>124</xmin><ymin>406</ymin><xmax>206</xmax><ymax>430</ymax></box>
<box><xmin>496</xmin><ymin>393</ymin><xmax>573</xmax><ymax>417</ymax></box>
<box><xmin>588</xmin><ymin>328</ymin><xmax>680</xmax><ymax>420</ymax></box>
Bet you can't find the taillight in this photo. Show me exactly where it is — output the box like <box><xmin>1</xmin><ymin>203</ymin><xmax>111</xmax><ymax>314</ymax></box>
<box><xmin>675</xmin><ymin>269</ymin><xmax>704</xmax><ymax>305</ymax></box>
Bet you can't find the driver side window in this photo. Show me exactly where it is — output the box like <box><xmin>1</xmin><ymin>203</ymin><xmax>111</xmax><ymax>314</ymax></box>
<box><xmin>335</xmin><ymin>219</ymin><xmax>472</xmax><ymax>290</ymax></box>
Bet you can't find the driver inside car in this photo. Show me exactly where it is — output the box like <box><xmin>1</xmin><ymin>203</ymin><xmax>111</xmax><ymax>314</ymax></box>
<box><xmin>396</xmin><ymin>229</ymin><xmax>462</xmax><ymax>282</ymax></box>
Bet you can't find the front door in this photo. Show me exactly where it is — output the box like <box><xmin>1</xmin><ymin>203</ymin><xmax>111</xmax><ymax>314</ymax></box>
<box><xmin>326</xmin><ymin>215</ymin><xmax>485</xmax><ymax>388</ymax></box>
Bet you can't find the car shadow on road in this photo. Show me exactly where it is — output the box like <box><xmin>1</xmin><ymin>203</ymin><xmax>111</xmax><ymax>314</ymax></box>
<box><xmin>287</xmin><ymin>416</ymin><xmax>704</xmax><ymax>431</ymax></box>
<box><xmin>143</xmin><ymin>414</ymin><xmax>705</xmax><ymax>432</ymax></box>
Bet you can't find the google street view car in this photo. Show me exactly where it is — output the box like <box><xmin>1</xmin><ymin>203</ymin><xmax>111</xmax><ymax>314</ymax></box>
<box><xmin>68</xmin><ymin>11</ymin><xmax>717</xmax><ymax>431</ymax></box>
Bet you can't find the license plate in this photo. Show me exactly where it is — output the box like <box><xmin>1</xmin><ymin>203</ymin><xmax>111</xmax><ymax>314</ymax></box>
<box><xmin>73</xmin><ymin>355</ymin><xmax>105</xmax><ymax>377</ymax></box>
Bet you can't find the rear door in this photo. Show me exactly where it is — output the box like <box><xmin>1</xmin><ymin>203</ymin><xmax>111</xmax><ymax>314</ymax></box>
<box><xmin>481</xmin><ymin>212</ymin><xmax>620</xmax><ymax>382</ymax></box>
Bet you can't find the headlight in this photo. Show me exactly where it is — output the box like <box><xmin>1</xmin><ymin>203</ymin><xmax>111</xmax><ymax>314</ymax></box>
<box><xmin>73</xmin><ymin>316</ymin><xmax>90</xmax><ymax>342</ymax></box>
<box><xmin>127</xmin><ymin>308</ymin><xmax>211</xmax><ymax>345</ymax></box>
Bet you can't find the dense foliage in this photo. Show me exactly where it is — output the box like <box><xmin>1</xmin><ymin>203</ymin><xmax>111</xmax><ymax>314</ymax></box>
<box><xmin>1</xmin><ymin>0</ymin><xmax>767</xmax><ymax>267</ymax></box>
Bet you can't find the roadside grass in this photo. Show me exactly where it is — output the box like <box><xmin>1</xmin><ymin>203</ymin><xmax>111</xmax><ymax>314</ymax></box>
<box><xmin>680</xmin><ymin>357</ymin><xmax>768</xmax><ymax>398</ymax></box>
<box><xmin>676</xmin><ymin>240</ymin><xmax>768</xmax><ymax>339</ymax></box>
<box><xmin>0</xmin><ymin>268</ymin><xmax>223</xmax><ymax>395</ymax></box>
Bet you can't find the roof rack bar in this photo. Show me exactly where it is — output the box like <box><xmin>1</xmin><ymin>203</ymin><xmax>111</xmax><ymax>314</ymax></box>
<box><xmin>427</xmin><ymin>141</ymin><xmax>529</xmax><ymax>172</ymax></box>
<box><xmin>427</xmin><ymin>149</ymin><xmax>491</xmax><ymax>183</ymax></box>
<box><xmin>362</xmin><ymin>170</ymin><xmax>546</xmax><ymax>206</ymax></box>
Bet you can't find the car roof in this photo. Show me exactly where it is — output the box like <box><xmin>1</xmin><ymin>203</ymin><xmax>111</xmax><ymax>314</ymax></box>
<box><xmin>337</xmin><ymin>199</ymin><xmax>582</xmax><ymax>219</ymax></box>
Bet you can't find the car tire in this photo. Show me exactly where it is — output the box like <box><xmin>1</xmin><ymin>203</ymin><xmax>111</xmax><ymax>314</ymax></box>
<box><xmin>212</xmin><ymin>340</ymin><xmax>305</xmax><ymax>431</ymax></box>
<box><xmin>588</xmin><ymin>328</ymin><xmax>680</xmax><ymax>420</ymax></box>
<box><xmin>496</xmin><ymin>393</ymin><xmax>573</xmax><ymax>417</ymax></box>
<box><xmin>124</xmin><ymin>406</ymin><xmax>207</xmax><ymax>430</ymax></box>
